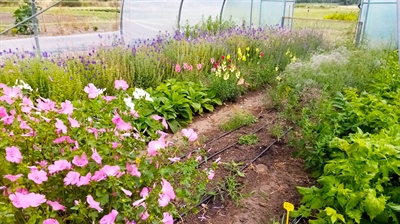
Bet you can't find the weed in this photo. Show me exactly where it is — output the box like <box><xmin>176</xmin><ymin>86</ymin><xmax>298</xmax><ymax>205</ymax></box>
<box><xmin>270</xmin><ymin>124</ymin><xmax>284</xmax><ymax>140</ymax></box>
<box><xmin>219</xmin><ymin>110</ymin><xmax>258</xmax><ymax>131</ymax></box>
<box><xmin>238</xmin><ymin>133</ymin><xmax>259</xmax><ymax>145</ymax></box>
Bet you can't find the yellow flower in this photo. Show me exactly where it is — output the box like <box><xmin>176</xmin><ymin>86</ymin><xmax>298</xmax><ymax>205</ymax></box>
<box><xmin>223</xmin><ymin>73</ymin><xmax>229</xmax><ymax>80</ymax></box>
<box><xmin>236</xmin><ymin>71</ymin><xmax>241</xmax><ymax>79</ymax></box>
<box><xmin>242</xmin><ymin>56</ymin><xmax>246</xmax><ymax>61</ymax></box>
<box><xmin>285</xmin><ymin>49</ymin><xmax>290</xmax><ymax>56</ymax></box>
<box><xmin>136</xmin><ymin>157</ymin><xmax>141</xmax><ymax>165</ymax></box>
<box><xmin>291</xmin><ymin>56</ymin><xmax>297</xmax><ymax>63</ymax></box>
<box><xmin>275</xmin><ymin>66</ymin><xmax>279</xmax><ymax>72</ymax></box>
<box><xmin>246</xmin><ymin>47</ymin><xmax>250</xmax><ymax>51</ymax></box>
<box><xmin>256</xmin><ymin>48</ymin><xmax>259</xmax><ymax>53</ymax></box>
<box><xmin>227</xmin><ymin>54</ymin><xmax>231</xmax><ymax>60</ymax></box>
<box><xmin>276</xmin><ymin>76</ymin><xmax>282</xmax><ymax>81</ymax></box>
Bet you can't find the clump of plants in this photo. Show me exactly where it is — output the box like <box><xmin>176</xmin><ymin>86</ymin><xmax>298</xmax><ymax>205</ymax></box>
<box><xmin>0</xmin><ymin>80</ymin><xmax>218</xmax><ymax>223</ymax></box>
<box><xmin>220</xmin><ymin>110</ymin><xmax>258</xmax><ymax>131</ymax></box>
<box><xmin>323</xmin><ymin>11</ymin><xmax>359</xmax><ymax>21</ymax></box>
<box><xmin>238</xmin><ymin>133</ymin><xmax>259</xmax><ymax>145</ymax></box>
<box><xmin>13</xmin><ymin>0</ymin><xmax>41</xmax><ymax>35</ymax></box>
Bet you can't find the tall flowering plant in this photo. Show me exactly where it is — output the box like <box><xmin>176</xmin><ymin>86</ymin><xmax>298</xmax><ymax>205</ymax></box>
<box><xmin>0</xmin><ymin>80</ymin><xmax>215</xmax><ymax>223</ymax></box>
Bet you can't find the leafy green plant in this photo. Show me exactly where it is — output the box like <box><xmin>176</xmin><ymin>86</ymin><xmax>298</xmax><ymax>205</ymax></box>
<box><xmin>238</xmin><ymin>133</ymin><xmax>259</xmax><ymax>145</ymax></box>
<box><xmin>144</xmin><ymin>79</ymin><xmax>222</xmax><ymax>133</ymax></box>
<box><xmin>323</xmin><ymin>12</ymin><xmax>359</xmax><ymax>21</ymax></box>
<box><xmin>13</xmin><ymin>0</ymin><xmax>41</xmax><ymax>35</ymax></box>
<box><xmin>220</xmin><ymin>110</ymin><xmax>258</xmax><ymax>131</ymax></box>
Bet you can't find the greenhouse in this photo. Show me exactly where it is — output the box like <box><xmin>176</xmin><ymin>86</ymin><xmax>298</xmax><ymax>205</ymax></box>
<box><xmin>1</xmin><ymin>1</ymin><xmax>400</xmax><ymax>224</ymax></box>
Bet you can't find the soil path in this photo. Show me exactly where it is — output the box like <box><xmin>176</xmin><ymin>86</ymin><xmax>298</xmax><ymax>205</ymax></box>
<box><xmin>175</xmin><ymin>90</ymin><xmax>312</xmax><ymax>224</ymax></box>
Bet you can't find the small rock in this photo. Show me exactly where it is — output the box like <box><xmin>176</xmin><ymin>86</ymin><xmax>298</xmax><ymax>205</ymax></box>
<box><xmin>255</xmin><ymin>164</ymin><xmax>268</xmax><ymax>174</ymax></box>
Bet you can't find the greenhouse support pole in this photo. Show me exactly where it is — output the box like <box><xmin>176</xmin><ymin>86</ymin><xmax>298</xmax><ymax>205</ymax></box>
<box><xmin>177</xmin><ymin>0</ymin><xmax>184</xmax><ymax>30</ymax></box>
<box><xmin>220</xmin><ymin>0</ymin><xmax>227</xmax><ymax>23</ymax></box>
<box><xmin>31</xmin><ymin>0</ymin><xmax>41</xmax><ymax>57</ymax></box>
<box><xmin>397</xmin><ymin>0</ymin><xmax>400</xmax><ymax>65</ymax></box>
<box><xmin>250</xmin><ymin>0</ymin><xmax>253</xmax><ymax>26</ymax></box>
<box><xmin>120</xmin><ymin>0</ymin><xmax>125</xmax><ymax>44</ymax></box>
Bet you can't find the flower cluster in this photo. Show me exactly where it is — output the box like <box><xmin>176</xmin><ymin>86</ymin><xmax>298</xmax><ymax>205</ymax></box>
<box><xmin>237</xmin><ymin>47</ymin><xmax>264</xmax><ymax>63</ymax></box>
<box><xmin>0</xmin><ymin>80</ymin><xmax>214</xmax><ymax>223</ymax></box>
<box><xmin>210</xmin><ymin>55</ymin><xmax>241</xmax><ymax>81</ymax></box>
<box><xmin>174</xmin><ymin>63</ymin><xmax>203</xmax><ymax>73</ymax></box>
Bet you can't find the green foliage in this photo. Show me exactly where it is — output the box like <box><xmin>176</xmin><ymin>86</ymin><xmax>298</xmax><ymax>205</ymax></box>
<box><xmin>144</xmin><ymin>79</ymin><xmax>222</xmax><ymax>133</ymax></box>
<box><xmin>238</xmin><ymin>134</ymin><xmax>259</xmax><ymax>145</ymax></box>
<box><xmin>13</xmin><ymin>0</ymin><xmax>41</xmax><ymax>35</ymax></box>
<box><xmin>323</xmin><ymin>12</ymin><xmax>359</xmax><ymax>21</ymax></box>
<box><xmin>181</xmin><ymin>15</ymin><xmax>235</xmax><ymax>39</ymax></box>
<box><xmin>220</xmin><ymin>110</ymin><xmax>258</xmax><ymax>131</ymax></box>
<box><xmin>292</xmin><ymin>51</ymin><xmax>400</xmax><ymax>223</ymax></box>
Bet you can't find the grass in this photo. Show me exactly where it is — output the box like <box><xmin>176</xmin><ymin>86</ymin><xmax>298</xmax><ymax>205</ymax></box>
<box><xmin>294</xmin><ymin>5</ymin><xmax>359</xmax><ymax>19</ymax></box>
<box><xmin>238</xmin><ymin>134</ymin><xmax>259</xmax><ymax>145</ymax></box>
<box><xmin>219</xmin><ymin>110</ymin><xmax>258</xmax><ymax>131</ymax></box>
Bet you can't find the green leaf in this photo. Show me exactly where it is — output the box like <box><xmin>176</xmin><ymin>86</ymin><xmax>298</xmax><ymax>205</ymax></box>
<box><xmin>364</xmin><ymin>190</ymin><xmax>386</xmax><ymax>220</ymax></box>
<box><xmin>388</xmin><ymin>202</ymin><xmax>400</xmax><ymax>212</ymax></box>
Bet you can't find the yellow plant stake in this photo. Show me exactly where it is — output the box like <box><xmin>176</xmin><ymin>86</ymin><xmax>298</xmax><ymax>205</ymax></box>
<box><xmin>283</xmin><ymin>202</ymin><xmax>294</xmax><ymax>224</ymax></box>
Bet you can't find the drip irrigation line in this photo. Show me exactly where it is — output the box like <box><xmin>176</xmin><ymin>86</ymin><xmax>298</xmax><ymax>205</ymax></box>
<box><xmin>174</xmin><ymin>127</ymin><xmax>292</xmax><ymax>222</ymax></box>
<box><xmin>198</xmin><ymin>122</ymin><xmax>269</xmax><ymax>167</ymax></box>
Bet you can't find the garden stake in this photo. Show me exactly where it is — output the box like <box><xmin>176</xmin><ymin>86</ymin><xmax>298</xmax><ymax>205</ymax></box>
<box><xmin>284</xmin><ymin>202</ymin><xmax>294</xmax><ymax>224</ymax></box>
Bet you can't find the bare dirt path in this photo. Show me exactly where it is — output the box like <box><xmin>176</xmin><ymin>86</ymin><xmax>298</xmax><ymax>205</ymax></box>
<box><xmin>175</xmin><ymin>90</ymin><xmax>312</xmax><ymax>224</ymax></box>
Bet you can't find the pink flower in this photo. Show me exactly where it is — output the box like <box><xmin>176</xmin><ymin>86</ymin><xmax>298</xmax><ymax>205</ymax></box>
<box><xmin>140</xmin><ymin>187</ymin><xmax>150</xmax><ymax>198</ymax></box>
<box><xmin>207</xmin><ymin>169</ymin><xmax>215</xmax><ymax>180</ymax></box>
<box><xmin>72</xmin><ymin>153</ymin><xmax>88</xmax><ymax>167</ymax></box>
<box><xmin>28</xmin><ymin>169</ymin><xmax>48</xmax><ymax>184</ymax></box>
<box><xmin>196</xmin><ymin>156</ymin><xmax>202</xmax><ymax>162</ymax></box>
<box><xmin>55</xmin><ymin>119</ymin><xmax>67</xmax><ymax>134</ymax></box>
<box><xmin>47</xmin><ymin>200</ymin><xmax>66</xmax><ymax>211</ymax></box>
<box><xmin>132</xmin><ymin>198</ymin><xmax>146</xmax><ymax>207</ymax></box>
<box><xmin>91</xmin><ymin>170</ymin><xmax>107</xmax><ymax>182</ymax></box>
<box><xmin>162</xmin><ymin>212</ymin><xmax>173</xmax><ymax>224</ymax></box>
<box><xmin>21</xmin><ymin>97</ymin><xmax>34</xmax><ymax>113</ymax></box>
<box><xmin>91</xmin><ymin>148</ymin><xmax>102</xmax><ymax>164</ymax></box>
<box><xmin>77</xmin><ymin>173</ymin><xmax>92</xmax><ymax>186</ymax></box>
<box><xmin>36</xmin><ymin>98</ymin><xmax>56</xmax><ymax>112</ymax></box>
<box><xmin>158</xmin><ymin>178</ymin><xmax>176</xmax><ymax>207</ymax></box>
<box><xmin>126</xmin><ymin>163</ymin><xmax>141</xmax><ymax>177</ymax></box>
<box><xmin>9</xmin><ymin>192</ymin><xmax>46</xmax><ymax>208</ymax></box>
<box><xmin>64</xmin><ymin>171</ymin><xmax>80</xmax><ymax>186</ymax></box>
<box><xmin>59</xmin><ymin>100</ymin><xmax>74</xmax><ymax>115</ymax></box>
<box><xmin>181</xmin><ymin>128</ymin><xmax>198</xmax><ymax>141</ymax></box>
<box><xmin>26</xmin><ymin>192</ymin><xmax>46</xmax><ymax>207</ymax></box>
<box><xmin>101</xmin><ymin>165</ymin><xmax>120</xmax><ymax>177</ymax></box>
<box><xmin>197</xmin><ymin>63</ymin><xmax>203</xmax><ymax>70</ymax></box>
<box><xmin>84</xmin><ymin>83</ymin><xmax>102</xmax><ymax>98</ymax></box>
<box><xmin>112</xmin><ymin>112</ymin><xmax>132</xmax><ymax>131</ymax></box>
<box><xmin>210</xmin><ymin>58</ymin><xmax>215</xmax><ymax>64</ymax></box>
<box><xmin>0</xmin><ymin>106</ymin><xmax>8</xmax><ymax>118</ymax></box>
<box><xmin>168</xmin><ymin>157</ymin><xmax>180</xmax><ymax>163</ymax></box>
<box><xmin>121</xmin><ymin>187</ymin><xmax>132</xmax><ymax>197</ymax></box>
<box><xmin>140</xmin><ymin>210</ymin><xmax>149</xmax><ymax>220</ymax></box>
<box><xmin>43</xmin><ymin>219</ymin><xmax>59</xmax><ymax>224</ymax></box>
<box><xmin>100</xmin><ymin>209</ymin><xmax>118</xmax><ymax>224</ymax></box>
<box><xmin>5</xmin><ymin>146</ymin><xmax>22</xmax><ymax>163</ymax></box>
<box><xmin>103</xmin><ymin>96</ymin><xmax>116</xmax><ymax>103</ymax></box>
<box><xmin>158</xmin><ymin>194</ymin><xmax>170</xmax><ymax>207</ymax></box>
<box><xmin>175</xmin><ymin>64</ymin><xmax>181</xmax><ymax>73</ymax></box>
<box><xmin>68</xmin><ymin>117</ymin><xmax>80</xmax><ymax>128</ymax></box>
<box><xmin>48</xmin><ymin>160</ymin><xmax>72</xmax><ymax>174</ymax></box>
<box><xmin>86</xmin><ymin>195</ymin><xmax>103</xmax><ymax>212</ymax></box>
<box><xmin>147</xmin><ymin>137</ymin><xmax>166</xmax><ymax>156</ymax></box>
<box><xmin>9</xmin><ymin>192</ymin><xmax>29</xmax><ymax>209</ymax></box>
<box><xmin>115</xmin><ymin>80</ymin><xmax>129</xmax><ymax>90</ymax></box>
<box><xmin>111</xmin><ymin>142</ymin><xmax>120</xmax><ymax>149</ymax></box>
<box><xmin>0</xmin><ymin>86</ymin><xmax>21</xmax><ymax>104</ymax></box>
<box><xmin>4</xmin><ymin>174</ymin><xmax>23</xmax><ymax>182</ymax></box>
<box><xmin>151</xmin><ymin>115</ymin><xmax>168</xmax><ymax>129</ymax></box>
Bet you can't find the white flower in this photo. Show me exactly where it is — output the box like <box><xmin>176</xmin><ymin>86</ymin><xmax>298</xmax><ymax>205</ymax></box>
<box><xmin>124</xmin><ymin>97</ymin><xmax>135</xmax><ymax>110</ymax></box>
<box><xmin>133</xmin><ymin>88</ymin><xmax>153</xmax><ymax>102</ymax></box>
<box><xmin>13</xmin><ymin>79</ymin><xmax>33</xmax><ymax>92</ymax></box>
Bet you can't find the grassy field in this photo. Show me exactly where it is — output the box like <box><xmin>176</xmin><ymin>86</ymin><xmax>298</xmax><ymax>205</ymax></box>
<box><xmin>294</xmin><ymin>4</ymin><xmax>359</xmax><ymax>19</ymax></box>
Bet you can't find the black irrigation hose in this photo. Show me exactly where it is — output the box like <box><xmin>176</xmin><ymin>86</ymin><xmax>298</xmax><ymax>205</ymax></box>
<box><xmin>174</xmin><ymin>127</ymin><xmax>293</xmax><ymax>222</ymax></box>
<box><xmin>198</xmin><ymin>123</ymin><xmax>268</xmax><ymax>166</ymax></box>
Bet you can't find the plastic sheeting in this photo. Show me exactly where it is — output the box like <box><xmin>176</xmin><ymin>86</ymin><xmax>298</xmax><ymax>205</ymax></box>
<box><xmin>1</xmin><ymin>0</ymin><xmax>294</xmax><ymax>54</ymax></box>
<box><xmin>358</xmin><ymin>0</ymin><xmax>397</xmax><ymax>47</ymax></box>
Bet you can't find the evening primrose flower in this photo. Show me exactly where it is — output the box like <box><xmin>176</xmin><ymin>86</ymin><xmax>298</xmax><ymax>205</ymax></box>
<box><xmin>227</xmin><ymin>54</ymin><xmax>231</xmax><ymax>60</ymax></box>
<box><xmin>223</xmin><ymin>73</ymin><xmax>229</xmax><ymax>80</ymax></box>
